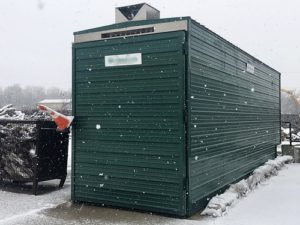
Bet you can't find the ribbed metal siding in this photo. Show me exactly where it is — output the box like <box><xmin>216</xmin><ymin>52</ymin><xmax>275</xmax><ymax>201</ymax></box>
<box><xmin>188</xmin><ymin>20</ymin><xmax>280</xmax><ymax>213</ymax></box>
<box><xmin>72</xmin><ymin>31</ymin><xmax>187</xmax><ymax>216</ymax></box>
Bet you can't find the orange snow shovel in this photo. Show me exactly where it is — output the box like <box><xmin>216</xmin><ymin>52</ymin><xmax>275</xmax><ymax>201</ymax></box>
<box><xmin>37</xmin><ymin>104</ymin><xmax>74</xmax><ymax>131</ymax></box>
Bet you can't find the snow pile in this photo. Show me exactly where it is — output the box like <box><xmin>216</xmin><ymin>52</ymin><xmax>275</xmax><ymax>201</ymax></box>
<box><xmin>0</xmin><ymin>123</ymin><xmax>37</xmax><ymax>179</ymax></box>
<box><xmin>0</xmin><ymin>104</ymin><xmax>51</xmax><ymax>179</ymax></box>
<box><xmin>201</xmin><ymin>156</ymin><xmax>293</xmax><ymax>217</ymax></box>
<box><xmin>292</xmin><ymin>133</ymin><xmax>300</xmax><ymax>140</ymax></box>
<box><xmin>0</xmin><ymin>104</ymin><xmax>25</xmax><ymax>120</ymax></box>
<box><xmin>0</xmin><ymin>104</ymin><xmax>51</xmax><ymax>121</ymax></box>
<box><xmin>281</xmin><ymin>127</ymin><xmax>292</xmax><ymax>135</ymax></box>
<box><xmin>26</xmin><ymin>111</ymin><xmax>51</xmax><ymax>120</ymax></box>
<box><xmin>281</xmin><ymin>126</ymin><xmax>300</xmax><ymax>141</ymax></box>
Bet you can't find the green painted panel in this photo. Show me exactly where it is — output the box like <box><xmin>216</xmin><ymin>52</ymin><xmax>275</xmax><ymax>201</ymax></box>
<box><xmin>187</xmin><ymin>19</ymin><xmax>280</xmax><ymax>215</ymax></box>
<box><xmin>72</xmin><ymin>16</ymin><xmax>281</xmax><ymax>217</ymax></box>
<box><xmin>72</xmin><ymin>31</ymin><xmax>187</xmax><ymax>216</ymax></box>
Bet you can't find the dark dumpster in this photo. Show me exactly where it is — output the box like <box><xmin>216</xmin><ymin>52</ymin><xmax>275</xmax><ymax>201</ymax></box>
<box><xmin>0</xmin><ymin>119</ymin><xmax>69</xmax><ymax>195</ymax></box>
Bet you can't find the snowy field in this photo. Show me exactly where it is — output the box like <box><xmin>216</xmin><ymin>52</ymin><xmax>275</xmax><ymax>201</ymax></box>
<box><xmin>1</xmin><ymin>163</ymin><xmax>299</xmax><ymax>225</ymax></box>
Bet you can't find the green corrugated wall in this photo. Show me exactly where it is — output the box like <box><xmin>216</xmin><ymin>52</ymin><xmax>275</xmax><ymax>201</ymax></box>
<box><xmin>187</xmin><ymin>19</ymin><xmax>280</xmax><ymax>214</ymax></box>
<box><xmin>72</xmin><ymin>31</ymin><xmax>187</xmax><ymax>216</ymax></box>
<box><xmin>72</xmin><ymin>17</ymin><xmax>281</xmax><ymax>217</ymax></box>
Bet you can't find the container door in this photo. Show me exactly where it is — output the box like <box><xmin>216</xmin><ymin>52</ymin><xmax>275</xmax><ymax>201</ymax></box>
<box><xmin>73</xmin><ymin>31</ymin><xmax>187</xmax><ymax>216</ymax></box>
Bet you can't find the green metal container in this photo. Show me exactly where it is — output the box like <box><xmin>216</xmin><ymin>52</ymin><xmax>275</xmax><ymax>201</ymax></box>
<box><xmin>72</xmin><ymin>16</ymin><xmax>280</xmax><ymax>217</ymax></box>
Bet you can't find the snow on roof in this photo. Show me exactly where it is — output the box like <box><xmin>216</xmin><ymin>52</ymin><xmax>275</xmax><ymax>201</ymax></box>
<box><xmin>39</xmin><ymin>99</ymin><xmax>71</xmax><ymax>104</ymax></box>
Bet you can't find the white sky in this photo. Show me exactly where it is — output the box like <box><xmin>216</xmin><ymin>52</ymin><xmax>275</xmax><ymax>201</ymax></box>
<box><xmin>0</xmin><ymin>0</ymin><xmax>299</xmax><ymax>90</ymax></box>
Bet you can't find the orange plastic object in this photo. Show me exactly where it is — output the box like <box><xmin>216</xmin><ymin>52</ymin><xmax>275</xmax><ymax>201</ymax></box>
<box><xmin>37</xmin><ymin>104</ymin><xmax>73</xmax><ymax>131</ymax></box>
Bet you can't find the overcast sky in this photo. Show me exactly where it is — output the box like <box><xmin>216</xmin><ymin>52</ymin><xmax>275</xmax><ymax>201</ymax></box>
<box><xmin>0</xmin><ymin>0</ymin><xmax>299</xmax><ymax>90</ymax></box>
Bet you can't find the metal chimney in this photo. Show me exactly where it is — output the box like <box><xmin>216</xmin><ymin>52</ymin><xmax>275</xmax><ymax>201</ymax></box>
<box><xmin>115</xmin><ymin>3</ymin><xmax>160</xmax><ymax>23</ymax></box>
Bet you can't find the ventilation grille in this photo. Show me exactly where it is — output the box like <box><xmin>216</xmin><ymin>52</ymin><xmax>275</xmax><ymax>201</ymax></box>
<box><xmin>101</xmin><ymin>27</ymin><xmax>154</xmax><ymax>39</ymax></box>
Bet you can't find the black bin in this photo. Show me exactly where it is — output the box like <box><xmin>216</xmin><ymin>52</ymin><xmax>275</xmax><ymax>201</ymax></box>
<box><xmin>0</xmin><ymin>120</ymin><xmax>69</xmax><ymax>194</ymax></box>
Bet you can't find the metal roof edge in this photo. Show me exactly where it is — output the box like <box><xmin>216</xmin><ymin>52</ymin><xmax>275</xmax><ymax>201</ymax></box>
<box><xmin>74</xmin><ymin>17</ymin><xmax>191</xmax><ymax>35</ymax></box>
<box><xmin>73</xmin><ymin>16</ymin><xmax>279</xmax><ymax>75</ymax></box>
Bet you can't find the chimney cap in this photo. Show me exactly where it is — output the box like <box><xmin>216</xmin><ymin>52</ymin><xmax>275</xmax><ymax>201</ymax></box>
<box><xmin>115</xmin><ymin>3</ymin><xmax>160</xmax><ymax>23</ymax></box>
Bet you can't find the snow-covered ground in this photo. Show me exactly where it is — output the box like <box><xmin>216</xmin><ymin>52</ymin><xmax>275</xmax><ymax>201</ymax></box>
<box><xmin>0</xmin><ymin>176</ymin><xmax>70</xmax><ymax>225</ymax></box>
<box><xmin>1</xmin><ymin>162</ymin><xmax>300</xmax><ymax>225</ymax></box>
<box><xmin>201</xmin><ymin>156</ymin><xmax>293</xmax><ymax>217</ymax></box>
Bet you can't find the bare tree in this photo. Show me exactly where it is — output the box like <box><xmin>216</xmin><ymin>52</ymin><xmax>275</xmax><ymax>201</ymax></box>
<box><xmin>281</xmin><ymin>89</ymin><xmax>300</xmax><ymax>114</ymax></box>
<box><xmin>0</xmin><ymin>85</ymin><xmax>71</xmax><ymax>110</ymax></box>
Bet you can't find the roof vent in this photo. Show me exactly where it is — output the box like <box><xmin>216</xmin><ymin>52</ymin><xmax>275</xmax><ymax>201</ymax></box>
<box><xmin>115</xmin><ymin>3</ymin><xmax>160</xmax><ymax>23</ymax></box>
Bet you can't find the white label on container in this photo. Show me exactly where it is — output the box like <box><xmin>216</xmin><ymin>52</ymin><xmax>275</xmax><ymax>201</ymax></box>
<box><xmin>246</xmin><ymin>63</ymin><xmax>255</xmax><ymax>74</ymax></box>
<box><xmin>105</xmin><ymin>53</ymin><xmax>142</xmax><ymax>67</ymax></box>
